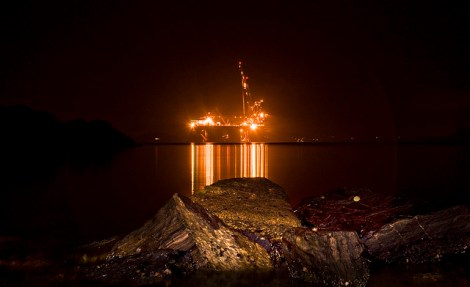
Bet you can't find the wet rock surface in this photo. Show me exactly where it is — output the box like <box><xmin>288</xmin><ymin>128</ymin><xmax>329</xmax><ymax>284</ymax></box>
<box><xmin>192</xmin><ymin>178</ymin><xmax>301</xmax><ymax>240</ymax></box>
<box><xmin>84</xmin><ymin>178</ymin><xmax>369</xmax><ymax>286</ymax></box>
<box><xmin>363</xmin><ymin>205</ymin><xmax>470</xmax><ymax>263</ymax></box>
<box><xmin>294</xmin><ymin>188</ymin><xmax>414</xmax><ymax>237</ymax></box>
<box><xmin>280</xmin><ymin>228</ymin><xmax>369</xmax><ymax>286</ymax></box>
<box><xmin>1</xmin><ymin>179</ymin><xmax>469</xmax><ymax>286</ymax></box>
<box><xmin>109</xmin><ymin>193</ymin><xmax>273</xmax><ymax>271</ymax></box>
<box><xmin>294</xmin><ymin>188</ymin><xmax>470</xmax><ymax>264</ymax></box>
<box><xmin>82</xmin><ymin>249</ymin><xmax>192</xmax><ymax>286</ymax></box>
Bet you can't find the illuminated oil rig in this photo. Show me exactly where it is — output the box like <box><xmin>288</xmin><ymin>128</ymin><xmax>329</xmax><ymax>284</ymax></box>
<box><xmin>189</xmin><ymin>61</ymin><xmax>268</xmax><ymax>142</ymax></box>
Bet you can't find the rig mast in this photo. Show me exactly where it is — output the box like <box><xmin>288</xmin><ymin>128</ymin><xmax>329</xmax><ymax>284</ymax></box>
<box><xmin>189</xmin><ymin>61</ymin><xmax>267</xmax><ymax>142</ymax></box>
<box><xmin>239</xmin><ymin>61</ymin><xmax>251</xmax><ymax>116</ymax></box>
<box><xmin>239</xmin><ymin>61</ymin><xmax>263</xmax><ymax>117</ymax></box>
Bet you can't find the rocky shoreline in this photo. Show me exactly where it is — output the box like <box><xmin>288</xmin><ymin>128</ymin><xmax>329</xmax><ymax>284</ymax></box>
<box><xmin>1</xmin><ymin>178</ymin><xmax>469</xmax><ymax>286</ymax></box>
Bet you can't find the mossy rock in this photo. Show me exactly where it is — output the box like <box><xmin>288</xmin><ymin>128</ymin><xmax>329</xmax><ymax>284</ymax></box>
<box><xmin>192</xmin><ymin>178</ymin><xmax>300</xmax><ymax>239</ymax></box>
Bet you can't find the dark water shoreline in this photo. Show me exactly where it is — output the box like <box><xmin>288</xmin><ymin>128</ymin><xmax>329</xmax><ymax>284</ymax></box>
<box><xmin>1</xmin><ymin>181</ymin><xmax>469</xmax><ymax>287</ymax></box>
<box><xmin>2</xmin><ymin>142</ymin><xmax>469</xmax><ymax>239</ymax></box>
<box><xmin>1</xmin><ymin>142</ymin><xmax>469</xmax><ymax>286</ymax></box>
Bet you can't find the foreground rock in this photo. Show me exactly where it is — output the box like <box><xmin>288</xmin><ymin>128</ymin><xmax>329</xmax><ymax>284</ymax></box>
<box><xmin>281</xmin><ymin>228</ymin><xmax>369</xmax><ymax>286</ymax></box>
<box><xmin>192</xmin><ymin>178</ymin><xmax>301</xmax><ymax>239</ymax></box>
<box><xmin>363</xmin><ymin>205</ymin><xmax>470</xmax><ymax>263</ymax></box>
<box><xmin>294</xmin><ymin>188</ymin><xmax>414</xmax><ymax>237</ymax></box>
<box><xmin>294</xmin><ymin>188</ymin><xmax>470</xmax><ymax>263</ymax></box>
<box><xmin>83</xmin><ymin>178</ymin><xmax>369</xmax><ymax>286</ymax></box>
<box><xmin>109</xmin><ymin>193</ymin><xmax>272</xmax><ymax>271</ymax></box>
<box><xmin>78</xmin><ymin>179</ymin><xmax>469</xmax><ymax>286</ymax></box>
<box><xmin>2</xmin><ymin>179</ymin><xmax>468</xmax><ymax>286</ymax></box>
<box><xmin>83</xmin><ymin>249</ymin><xmax>191</xmax><ymax>286</ymax></box>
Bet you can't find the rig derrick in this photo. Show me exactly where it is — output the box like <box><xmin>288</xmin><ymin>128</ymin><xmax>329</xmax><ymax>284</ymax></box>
<box><xmin>189</xmin><ymin>61</ymin><xmax>267</xmax><ymax>143</ymax></box>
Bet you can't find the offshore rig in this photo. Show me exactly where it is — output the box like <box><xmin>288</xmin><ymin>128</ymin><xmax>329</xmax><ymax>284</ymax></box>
<box><xmin>189</xmin><ymin>61</ymin><xmax>267</xmax><ymax>142</ymax></box>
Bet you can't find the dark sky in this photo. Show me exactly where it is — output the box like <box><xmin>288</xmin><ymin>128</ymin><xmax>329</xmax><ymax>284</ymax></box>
<box><xmin>1</xmin><ymin>1</ymin><xmax>469</xmax><ymax>141</ymax></box>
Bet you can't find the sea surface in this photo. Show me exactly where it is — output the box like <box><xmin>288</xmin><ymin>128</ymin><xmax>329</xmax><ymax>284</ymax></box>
<box><xmin>1</xmin><ymin>143</ymin><xmax>469</xmax><ymax>286</ymax></box>
<box><xmin>5</xmin><ymin>142</ymin><xmax>467</xmax><ymax>241</ymax></box>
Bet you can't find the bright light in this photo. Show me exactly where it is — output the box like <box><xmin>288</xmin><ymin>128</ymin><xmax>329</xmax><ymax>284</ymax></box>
<box><xmin>203</xmin><ymin>117</ymin><xmax>214</xmax><ymax>126</ymax></box>
<box><xmin>188</xmin><ymin>62</ymin><xmax>268</xmax><ymax>141</ymax></box>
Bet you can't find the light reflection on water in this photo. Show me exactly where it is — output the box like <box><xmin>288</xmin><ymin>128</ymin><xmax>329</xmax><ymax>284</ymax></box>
<box><xmin>3</xmin><ymin>143</ymin><xmax>466</xmax><ymax>246</ymax></box>
<box><xmin>186</xmin><ymin>143</ymin><xmax>399</xmax><ymax>204</ymax></box>
<box><xmin>1</xmin><ymin>142</ymin><xmax>466</xmax><ymax>287</ymax></box>
<box><xmin>55</xmin><ymin>143</ymin><xmax>464</xmax><ymax>240</ymax></box>
<box><xmin>191</xmin><ymin>143</ymin><xmax>268</xmax><ymax>192</ymax></box>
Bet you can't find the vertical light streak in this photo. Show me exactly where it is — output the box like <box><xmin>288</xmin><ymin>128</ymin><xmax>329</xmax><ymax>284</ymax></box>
<box><xmin>258</xmin><ymin>144</ymin><xmax>264</xmax><ymax>177</ymax></box>
<box><xmin>240</xmin><ymin>144</ymin><xmax>245</xmax><ymax>177</ymax></box>
<box><xmin>241</xmin><ymin>144</ymin><xmax>244</xmax><ymax>177</ymax></box>
<box><xmin>265</xmin><ymin>144</ymin><xmax>269</xmax><ymax>178</ymax></box>
<box><xmin>234</xmin><ymin>145</ymin><xmax>238</xmax><ymax>178</ymax></box>
<box><xmin>191</xmin><ymin>143</ymin><xmax>195</xmax><ymax>194</ymax></box>
<box><xmin>246</xmin><ymin>144</ymin><xmax>249</xmax><ymax>177</ymax></box>
<box><xmin>204</xmin><ymin>144</ymin><xmax>213</xmax><ymax>187</ymax></box>
<box><xmin>190</xmin><ymin>143</ymin><xmax>269</xmax><ymax>192</ymax></box>
<box><xmin>261</xmin><ymin>144</ymin><xmax>265</xmax><ymax>177</ymax></box>
<box><xmin>226</xmin><ymin>145</ymin><xmax>230</xmax><ymax>179</ymax></box>
<box><xmin>264</xmin><ymin>145</ymin><xmax>267</xmax><ymax>176</ymax></box>
<box><xmin>216</xmin><ymin>145</ymin><xmax>221</xmax><ymax>181</ymax></box>
<box><xmin>251</xmin><ymin>143</ymin><xmax>256</xmax><ymax>177</ymax></box>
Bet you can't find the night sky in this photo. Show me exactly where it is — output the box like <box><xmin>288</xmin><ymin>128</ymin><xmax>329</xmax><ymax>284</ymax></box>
<box><xmin>2</xmin><ymin>1</ymin><xmax>469</xmax><ymax>141</ymax></box>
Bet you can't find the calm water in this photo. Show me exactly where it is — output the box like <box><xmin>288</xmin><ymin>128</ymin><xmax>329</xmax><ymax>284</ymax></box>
<box><xmin>2</xmin><ymin>143</ymin><xmax>469</xmax><ymax>242</ymax></box>
<box><xmin>67</xmin><ymin>143</ymin><xmax>395</xmax><ymax>239</ymax></box>
<box><xmin>1</xmin><ymin>143</ymin><xmax>469</xmax><ymax>286</ymax></box>
<box><xmin>43</xmin><ymin>143</ymin><xmax>470</xmax><ymax>240</ymax></box>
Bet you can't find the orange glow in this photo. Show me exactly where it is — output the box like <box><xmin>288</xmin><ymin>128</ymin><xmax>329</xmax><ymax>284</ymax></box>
<box><xmin>204</xmin><ymin>144</ymin><xmax>213</xmax><ymax>186</ymax></box>
<box><xmin>188</xmin><ymin>62</ymin><xmax>268</xmax><ymax>142</ymax></box>
<box><xmin>191</xmin><ymin>143</ymin><xmax>195</xmax><ymax>192</ymax></box>
<box><xmin>190</xmin><ymin>143</ymin><xmax>268</xmax><ymax>193</ymax></box>
<box><xmin>250</xmin><ymin>143</ymin><xmax>256</xmax><ymax>177</ymax></box>
<box><xmin>203</xmin><ymin>117</ymin><xmax>214</xmax><ymax>126</ymax></box>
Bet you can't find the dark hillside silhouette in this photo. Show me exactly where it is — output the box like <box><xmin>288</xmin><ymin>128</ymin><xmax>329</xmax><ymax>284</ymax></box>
<box><xmin>0</xmin><ymin>105</ymin><xmax>135</xmax><ymax>182</ymax></box>
<box><xmin>0</xmin><ymin>105</ymin><xmax>135</xmax><ymax>238</ymax></box>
